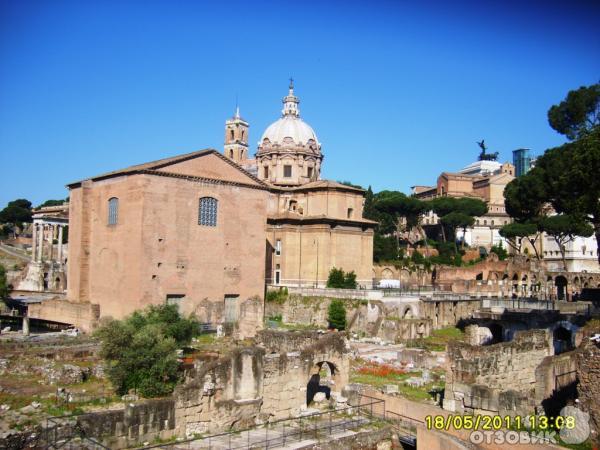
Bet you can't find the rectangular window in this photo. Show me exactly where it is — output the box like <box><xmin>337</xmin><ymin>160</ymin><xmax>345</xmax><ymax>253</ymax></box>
<box><xmin>307</xmin><ymin>167</ymin><xmax>313</xmax><ymax>178</ymax></box>
<box><xmin>224</xmin><ymin>295</ymin><xmax>239</xmax><ymax>323</ymax></box>
<box><xmin>275</xmin><ymin>264</ymin><xmax>281</xmax><ymax>285</ymax></box>
<box><xmin>264</xmin><ymin>166</ymin><xmax>269</xmax><ymax>179</ymax></box>
<box><xmin>275</xmin><ymin>239</ymin><xmax>281</xmax><ymax>256</ymax></box>
<box><xmin>283</xmin><ymin>165</ymin><xmax>292</xmax><ymax>177</ymax></box>
<box><xmin>199</xmin><ymin>197</ymin><xmax>218</xmax><ymax>226</ymax></box>
<box><xmin>166</xmin><ymin>294</ymin><xmax>185</xmax><ymax>312</ymax></box>
<box><xmin>347</xmin><ymin>208</ymin><xmax>354</xmax><ymax>219</ymax></box>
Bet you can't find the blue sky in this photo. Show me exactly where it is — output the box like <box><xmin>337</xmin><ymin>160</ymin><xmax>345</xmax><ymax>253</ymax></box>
<box><xmin>1</xmin><ymin>0</ymin><xmax>599</xmax><ymax>208</ymax></box>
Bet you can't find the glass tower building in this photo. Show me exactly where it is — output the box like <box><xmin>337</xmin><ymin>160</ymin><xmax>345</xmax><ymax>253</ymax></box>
<box><xmin>512</xmin><ymin>148</ymin><xmax>531</xmax><ymax>177</ymax></box>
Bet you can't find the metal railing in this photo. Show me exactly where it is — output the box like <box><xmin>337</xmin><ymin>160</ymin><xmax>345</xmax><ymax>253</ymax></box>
<box><xmin>142</xmin><ymin>396</ymin><xmax>385</xmax><ymax>449</ymax></box>
<box><xmin>481</xmin><ymin>298</ymin><xmax>591</xmax><ymax>314</ymax></box>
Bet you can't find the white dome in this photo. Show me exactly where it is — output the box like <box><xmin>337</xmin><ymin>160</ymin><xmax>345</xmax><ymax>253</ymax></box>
<box><xmin>260</xmin><ymin>115</ymin><xmax>319</xmax><ymax>146</ymax></box>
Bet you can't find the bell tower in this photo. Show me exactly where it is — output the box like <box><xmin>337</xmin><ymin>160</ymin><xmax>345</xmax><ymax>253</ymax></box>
<box><xmin>224</xmin><ymin>106</ymin><xmax>249</xmax><ymax>164</ymax></box>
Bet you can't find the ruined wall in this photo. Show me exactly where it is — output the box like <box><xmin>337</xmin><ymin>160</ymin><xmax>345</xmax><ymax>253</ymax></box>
<box><xmin>174</xmin><ymin>332</ymin><xmax>351</xmax><ymax>436</ymax></box>
<box><xmin>377</xmin><ymin>318</ymin><xmax>431</xmax><ymax>342</ymax></box>
<box><xmin>575</xmin><ymin>324</ymin><xmax>600</xmax><ymax>445</ymax></box>
<box><xmin>20</xmin><ymin>399</ymin><xmax>177</xmax><ymax>450</ymax></box>
<box><xmin>27</xmin><ymin>299</ymin><xmax>100</xmax><ymax>332</ymax></box>
<box><xmin>265</xmin><ymin>295</ymin><xmax>432</xmax><ymax>340</ymax></box>
<box><xmin>420</xmin><ymin>299</ymin><xmax>480</xmax><ymax>329</ymax></box>
<box><xmin>443</xmin><ymin>329</ymin><xmax>554</xmax><ymax>416</ymax></box>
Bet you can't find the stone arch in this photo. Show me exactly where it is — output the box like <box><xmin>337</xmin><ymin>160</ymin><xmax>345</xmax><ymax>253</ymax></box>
<box><xmin>402</xmin><ymin>305</ymin><xmax>414</xmax><ymax>319</ymax></box>
<box><xmin>487</xmin><ymin>323</ymin><xmax>504</xmax><ymax>344</ymax></box>
<box><xmin>550</xmin><ymin>321</ymin><xmax>578</xmax><ymax>354</ymax></box>
<box><xmin>381</xmin><ymin>268</ymin><xmax>394</xmax><ymax>279</ymax></box>
<box><xmin>555</xmin><ymin>276</ymin><xmax>568</xmax><ymax>301</ymax></box>
<box><xmin>307</xmin><ymin>361</ymin><xmax>338</xmax><ymax>405</ymax></box>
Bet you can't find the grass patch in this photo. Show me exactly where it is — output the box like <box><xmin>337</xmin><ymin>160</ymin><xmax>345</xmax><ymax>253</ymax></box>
<box><xmin>405</xmin><ymin>326</ymin><xmax>464</xmax><ymax>351</ymax></box>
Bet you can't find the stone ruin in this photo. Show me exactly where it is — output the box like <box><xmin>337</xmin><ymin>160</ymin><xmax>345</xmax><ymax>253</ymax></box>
<box><xmin>2</xmin><ymin>330</ymin><xmax>353</xmax><ymax>449</ymax></box>
<box><xmin>174</xmin><ymin>330</ymin><xmax>351</xmax><ymax>436</ymax></box>
<box><xmin>443</xmin><ymin>328</ymin><xmax>580</xmax><ymax>419</ymax></box>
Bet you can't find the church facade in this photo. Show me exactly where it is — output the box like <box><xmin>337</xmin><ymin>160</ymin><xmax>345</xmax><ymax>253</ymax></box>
<box><xmin>66</xmin><ymin>83</ymin><xmax>374</xmax><ymax>335</ymax></box>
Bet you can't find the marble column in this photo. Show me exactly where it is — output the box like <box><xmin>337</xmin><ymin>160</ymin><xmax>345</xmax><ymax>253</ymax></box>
<box><xmin>37</xmin><ymin>224</ymin><xmax>44</xmax><ymax>262</ymax></box>
<box><xmin>31</xmin><ymin>224</ymin><xmax>38</xmax><ymax>262</ymax></box>
<box><xmin>48</xmin><ymin>225</ymin><xmax>54</xmax><ymax>261</ymax></box>
<box><xmin>57</xmin><ymin>225</ymin><xmax>64</xmax><ymax>264</ymax></box>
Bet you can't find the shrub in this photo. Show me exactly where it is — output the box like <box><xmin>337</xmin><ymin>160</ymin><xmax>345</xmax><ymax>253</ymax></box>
<box><xmin>327</xmin><ymin>267</ymin><xmax>357</xmax><ymax>289</ymax></box>
<box><xmin>326</xmin><ymin>267</ymin><xmax>346</xmax><ymax>288</ymax></box>
<box><xmin>327</xmin><ymin>299</ymin><xmax>347</xmax><ymax>330</ymax></box>
<box><xmin>266</xmin><ymin>287</ymin><xmax>288</xmax><ymax>304</ymax></box>
<box><xmin>343</xmin><ymin>271</ymin><xmax>357</xmax><ymax>289</ymax></box>
<box><xmin>95</xmin><ymin>304</ymin><xmax>200</xmax><ymax>397</ymax></box>
<box><xmin>490</xmin><ymin>243</ymin><xmax>508</xmax><ymax>260</ymax></box>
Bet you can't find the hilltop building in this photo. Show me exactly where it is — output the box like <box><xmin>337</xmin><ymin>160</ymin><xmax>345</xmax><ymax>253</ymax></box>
<box><xmin>412</xmin><ymin>157</ymin><xmax>515</xmax><ymax>249</ymax></box>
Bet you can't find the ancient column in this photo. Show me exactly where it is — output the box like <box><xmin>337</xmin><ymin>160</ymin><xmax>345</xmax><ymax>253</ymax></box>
<box><xmin>31</xmin><ymin>224</ymin><xmax>38</xmax><ymax>262</ymax></box>
<box><xmin>48</xmin><ymin>224</ymin><xmax>54</xmax><ymax>261</ymax></box>
<box><xmin>57</xmin><ymin>225</ymin><xmax>64</xmax><ymax>264</ymax></box>
<box><xmin>37</xmin><ymin>224</ymin><xmax>44</xmax><ymax>262</ymax></box>
<box><xmin>22</xmin><ymin>317</ymin><xmax>30</xmax><ymax>336</ymax></box>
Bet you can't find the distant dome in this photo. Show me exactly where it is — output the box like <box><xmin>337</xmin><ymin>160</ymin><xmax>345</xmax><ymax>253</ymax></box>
<box><xmin>260</xmin><ymin>115</ymin><xmax>319</xmax><ymax>147</ymax></box>
<box><xmin>256</xmin><ymin>81</ymin><xmax>324</xmax><ymax>186</ymax></box>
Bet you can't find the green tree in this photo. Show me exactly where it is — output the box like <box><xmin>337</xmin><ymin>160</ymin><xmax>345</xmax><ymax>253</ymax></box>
<box><xmin>326</xmin><ymin>267</ymin><xmax>346</xmax><ymax>288</ymax></box>
<box><xmin>505</xmin><ymin>86</ymin><xmax>600</xmax><ymax>263</ymax></box>
<box><xmin>327</xmin><ymin>299</ymin><xmax>346</xmax><ymax>330</ymax></box>
<box><xmin>373</xmin><ymin>233</ymin><xmax>400</xmax><ymax>262</ymax></box>
<box><xmin>490</xmin><ymin>243</ymin><xmax>508</xmax><ymax>260</ymax></box>
<box><xmin>343</xmin><ymin>271</ymin><xmax>357</xmax><ymax>289</ymax></box>
<box><xmin>504</xmin><ymin>173</ymin><xmax>547</xmax><ymax>222</ymax></box>
<box><xmin>0</xmin><ymin>199</ymin><xmax>33</xmax><ymax>238</ymax></box>
<box><xmin>547</xmin><ymin>83</ymin><xmax>599</xmax><ymax>140</ymax></box>
<box><xmin>0</xmin><ymin>264</ymin><xmax>9</xmax><ymax>299</ymax></box>
<box><xmin>95</xmin><ymin>304</ymin><xmax>200</xmax><ymax>397</ymax></box>
<box><xmin>499</xmin><ymin>222</ymin><xmax>541</xmax><ymax>258</ymax></box>
<box><xmin>440</xmin><ymin>211</ymin><xmax>474</xmax><ymax>248</ymax></box>
<box><xmin>363</xmin><ymin>186</ymin><xmax>378</xmax><ymax>221</ymax></box>
<box><xmin>539</xmin><ymin>215</ymin><xmax>594</xmax><ymax>270</ymax></box>
<box><xmin>540</xmin><ymin>130</ymin><xmax>600</xmax><ymax>262</ymax></box>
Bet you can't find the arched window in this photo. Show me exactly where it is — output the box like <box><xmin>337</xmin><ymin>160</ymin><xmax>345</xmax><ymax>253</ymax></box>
<box><xmin>108</xmin><ymin>197</ymin><xmax>119</xmax><ymax>225</ymax></box>
<box><xmin>230</xmin><ymin>129</ymin><xmax>234</xmax><ymax>140</ymax></box>
<box><xmin>199</xmin><ymin>197</ymin><xmax>218</xmax><ymax>226</ymax></box>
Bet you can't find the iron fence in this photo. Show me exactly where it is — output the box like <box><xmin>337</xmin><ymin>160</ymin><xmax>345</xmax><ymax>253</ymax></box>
<box><xmin>142</xmin><ymin>396</ymin><xmax>384</xmax><ymax>449</ymax></box>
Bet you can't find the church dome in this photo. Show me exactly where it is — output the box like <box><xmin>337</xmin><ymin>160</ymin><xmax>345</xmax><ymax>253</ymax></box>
<box><xmin>260</xmin><ymin>115</ymin><xmax>319</xmax><ymax>147</ymax></box>
<box><xmin>257</xmin><ymin>80</ymin><xmax>321</xmax><ymax>155</ymax></box>
<box><xmin>256</xmin><ymin>81</ymin><xmax>324</xmax><ymax>186</ymax></box>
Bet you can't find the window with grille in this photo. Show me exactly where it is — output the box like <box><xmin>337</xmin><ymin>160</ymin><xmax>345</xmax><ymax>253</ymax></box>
<box><xmin>199</xmin><ymin>197</ymin><xmax>218</xmax><ymax>226</ymax></box>
<box><xmin>283</xmin><ymin>165</ymin><xmax>292</xmax><ymax>177</ymax></box>
<box><xmin>108</xmin><ymin>197</ymin><xmax>119</xmax><ymax>225</ymax></box>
